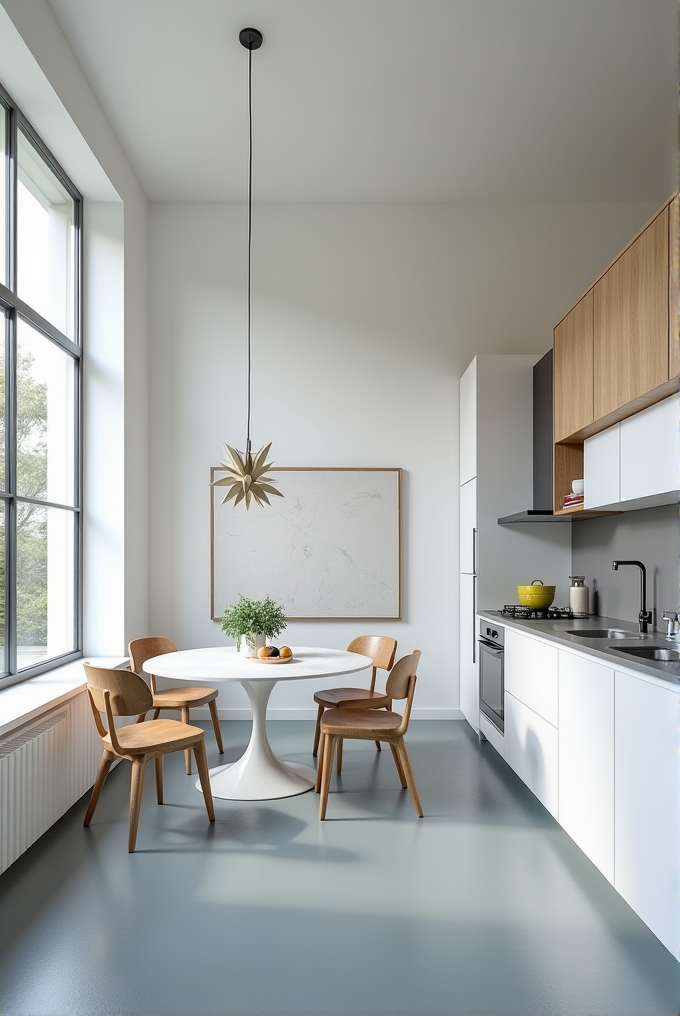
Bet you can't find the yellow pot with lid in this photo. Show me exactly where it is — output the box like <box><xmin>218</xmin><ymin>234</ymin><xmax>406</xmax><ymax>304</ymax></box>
<box><xmin>517</xmin><ymin>579</ymin><xmax>556</xmax><ymax>608</ymax></box>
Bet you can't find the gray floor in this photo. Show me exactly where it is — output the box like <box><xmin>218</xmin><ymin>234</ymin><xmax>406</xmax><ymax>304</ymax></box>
<box><xmin>0</xmin><ymin>720</ymin><xmax>678</xmax><ymax>1016</ymax></box>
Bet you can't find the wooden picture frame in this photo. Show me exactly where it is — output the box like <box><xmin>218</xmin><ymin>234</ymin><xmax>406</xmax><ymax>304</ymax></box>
<box><xmin>210</xmin><ymin>467</ymin><xmax>402</xmax><ymax>620</ymax></box>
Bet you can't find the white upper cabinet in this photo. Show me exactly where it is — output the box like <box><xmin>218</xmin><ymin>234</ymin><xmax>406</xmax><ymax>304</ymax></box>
<box><xmin>620</xmin><ymin>395</ymin><xmax>680</xmax><ymax>502</ymax></box>
<box><xmin>583</xmin><ymin>425</ymin><xmax>620</xmax><ymax>508</ymax></box>
<box><xmin>459</xmin><ymin>359</ymin><xmax>477</xmax><ymax>485</ymax></box>
<box><xmin>583</xmin><ymin>394</ymin><xmax>679</xmax><ymax>511</ymax></box>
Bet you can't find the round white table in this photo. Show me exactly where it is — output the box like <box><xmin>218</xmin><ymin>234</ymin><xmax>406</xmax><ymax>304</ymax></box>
<box><xmin>142</xmin><ymin>646</ymin><xmax>372</xmax><ymax>800</ymax></box>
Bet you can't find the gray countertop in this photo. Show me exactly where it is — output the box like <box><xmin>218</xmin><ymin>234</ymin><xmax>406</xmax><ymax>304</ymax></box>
<box><xmin>477</xmin><ymin>610</ymin><xmax>680</xmax><ymax>687</ymax></box>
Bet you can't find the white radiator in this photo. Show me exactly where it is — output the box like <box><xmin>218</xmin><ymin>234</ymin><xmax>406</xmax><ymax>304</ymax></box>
<box><xmin>0</xmin><ymin>691</ymin><xmax>101</xmax><ymax>874</ymax></box>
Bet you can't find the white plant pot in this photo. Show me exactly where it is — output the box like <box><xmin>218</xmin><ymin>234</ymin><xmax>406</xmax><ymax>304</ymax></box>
<box><xmin>239</xmin><ymin>633</ymin><xmax>266</xmax><ymax>658</ymax></box>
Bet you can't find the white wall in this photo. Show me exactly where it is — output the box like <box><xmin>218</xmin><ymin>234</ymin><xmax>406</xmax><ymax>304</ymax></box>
<box><xmin>149</xmin><ymin>200</ymin><xmax>657</xmax><ymax>716</ymax></box>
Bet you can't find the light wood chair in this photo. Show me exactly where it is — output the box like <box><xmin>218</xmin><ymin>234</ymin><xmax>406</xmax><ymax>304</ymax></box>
<box><xmin>82</xmin><ymin>663</ymin><xmax>215</xmax><ymax>852</ymax></box>
<box><xmin>315</xmin><ymin>649</ymin><xmax>423</xmax><ymax>820</ymax></box>
<box><xmin>128</xmin><ymin>636</ymin><xmax>224</xmax><ymax>775</ymax></box>
<box><xmin>311</xmin><ymin>635</ymin><xmax>397</xmax><ymax>757</ymax></box>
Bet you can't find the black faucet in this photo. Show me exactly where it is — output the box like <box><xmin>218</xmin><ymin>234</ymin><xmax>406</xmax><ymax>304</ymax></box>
<box><xmin>612</xmin><ymin>560</ymin><xmax>653</xmax><ymax>633</ymax></box>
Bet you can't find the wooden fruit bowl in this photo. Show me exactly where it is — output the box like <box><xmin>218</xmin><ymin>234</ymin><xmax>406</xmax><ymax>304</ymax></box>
<box><xmin>251</xmin><ymin>655</ymin><xmax>294</xmax><ymax>664</ymax></box>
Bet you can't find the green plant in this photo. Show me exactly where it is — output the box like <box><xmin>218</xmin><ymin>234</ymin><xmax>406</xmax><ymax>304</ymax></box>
<box><xmin>221</xmin><ymin>594</ymin><xmax>287</xmax><ymax>648</ymax></box>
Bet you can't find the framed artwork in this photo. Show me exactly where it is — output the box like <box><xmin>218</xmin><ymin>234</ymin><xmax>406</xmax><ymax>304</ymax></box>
<box><xmin>210</xmin><ymin>467</ymin><xmax>401</xmax><ymax>620</ymax></box>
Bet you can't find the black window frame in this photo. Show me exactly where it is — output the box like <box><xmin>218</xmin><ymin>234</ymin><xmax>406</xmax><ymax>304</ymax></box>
<box><xmin>0</xmin><ymin>81</ymin><xmax>82</xmax><ymax>689</ymax></box>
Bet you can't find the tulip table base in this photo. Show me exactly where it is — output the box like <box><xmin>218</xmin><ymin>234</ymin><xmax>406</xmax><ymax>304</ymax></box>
<box><xmin>194</xmin><ymin>677</ymin><xmax>317</xmax><ymax>800</ymax></box>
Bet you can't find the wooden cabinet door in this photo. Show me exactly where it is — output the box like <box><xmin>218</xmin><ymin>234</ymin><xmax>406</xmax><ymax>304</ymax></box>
<box><xmin>670</xmin><ymin>195</ymin><xmax>679</xmax><ymax>378</ymax></box>
<box><xmin>594</xmin><ymin>207</ymin><xmax>669</xmax><ymax>418</ymax></box>
<box><xmin>553</xmin><ymin>290</ymin><xmax>593</xmax><ymax>441</ymax></box>
<box><xmin>615</xmin><ymin>670</ymin><xmax>680</xmax><ymax>959</ymax></box>
<box><xmin>558</xmin><ymin>651</ymin><xmax>614</xmax><ymax>883</ymax></box>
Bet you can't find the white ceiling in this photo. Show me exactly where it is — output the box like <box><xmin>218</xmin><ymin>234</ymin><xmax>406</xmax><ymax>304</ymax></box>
<box><xmin>47</xmin><ymin>0</ymin><xmax>677</xmax><ymax>202</ymax></box>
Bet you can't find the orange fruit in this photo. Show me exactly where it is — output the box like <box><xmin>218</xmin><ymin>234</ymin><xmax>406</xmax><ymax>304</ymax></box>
<box><xmin>257</xmin><ymin>646</ymin><xmax>271</xmax><ymax>659</ymax></box>
<box><xmin>279</xmin><ymin>646</ymin><xmax>292</xmax><ymax>659</ymax></box>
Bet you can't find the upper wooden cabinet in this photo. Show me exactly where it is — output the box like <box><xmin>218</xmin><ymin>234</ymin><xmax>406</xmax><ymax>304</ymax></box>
<box><xmin>553</xmin><ymin>290</ymin><xmax>593</xmax><ymax>442</ymax></box>
<box><xmin>670</xmin><ymin>194</ymin><xmax>679</xmax><ymax>378</ymax></box>
<box><xmin>593</xmin><ymin>205</ymin><xmax>669</xmax><ymax>419</ymax></box>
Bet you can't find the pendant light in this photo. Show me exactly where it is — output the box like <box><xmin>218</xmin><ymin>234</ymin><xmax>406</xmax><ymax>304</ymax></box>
<box><xmin>212</xmin><ymin>27</ymin><xmax>283</xmax><ymax>510</ymax></box>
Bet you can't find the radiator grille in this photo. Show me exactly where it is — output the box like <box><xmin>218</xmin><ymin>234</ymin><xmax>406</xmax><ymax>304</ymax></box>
<box><xmin>0</xmin><ymin>693</ymin><xmax>101</xmax><ymax>874</ymax></box>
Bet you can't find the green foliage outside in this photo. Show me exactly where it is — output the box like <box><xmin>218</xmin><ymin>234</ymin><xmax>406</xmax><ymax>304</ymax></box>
<box><xmin>0</xmin><ymin>350</ymin><xmax>49</xmax><ymax>647</ymax></box>
<box><xmin>221</xmin><ymin>594</ymin><xmax>287</xmax><ymax>649</ymax></box>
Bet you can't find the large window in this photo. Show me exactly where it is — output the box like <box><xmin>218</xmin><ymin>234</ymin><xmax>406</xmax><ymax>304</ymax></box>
<box><xmin>0</xmin><ymin>84</ymin><xmax>81</xmax><ymax>685</ymax></box>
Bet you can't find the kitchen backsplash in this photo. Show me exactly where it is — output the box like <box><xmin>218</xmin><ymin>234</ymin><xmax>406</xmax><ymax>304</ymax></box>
<box><xmin>571</xmin><ymin>504</ymin><xmax>679</xmax><ymax>629</ymax></box>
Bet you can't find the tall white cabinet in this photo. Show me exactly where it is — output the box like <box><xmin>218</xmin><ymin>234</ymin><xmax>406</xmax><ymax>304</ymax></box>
<box><xmin>459</xmin><ymin>355</ymin><xmax>571</xmax><ymax>732</ymax></box>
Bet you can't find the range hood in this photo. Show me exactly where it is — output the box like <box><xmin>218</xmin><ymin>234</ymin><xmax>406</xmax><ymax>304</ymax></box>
<box><xmin>497</xmin><ymin>350</ymin><xmax>569</xmax><ymax>524</ymax></box>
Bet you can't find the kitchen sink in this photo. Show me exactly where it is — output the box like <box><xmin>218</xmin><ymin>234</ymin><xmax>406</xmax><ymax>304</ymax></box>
<box><xmin>565</xmin><ymin>628</ymin><xmax>640</xmax><ymax>639</ymax></box>
<box><xmin>617</xmin><ymin>646</ymin><xmax>680</xmax><ymax>663</ymax></box>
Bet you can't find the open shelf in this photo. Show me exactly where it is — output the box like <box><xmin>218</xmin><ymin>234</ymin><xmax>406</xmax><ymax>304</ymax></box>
<box><xmin>553</xmin><ymin>503</ymin><xmax>621</xmax><ymax>520</ymax></box>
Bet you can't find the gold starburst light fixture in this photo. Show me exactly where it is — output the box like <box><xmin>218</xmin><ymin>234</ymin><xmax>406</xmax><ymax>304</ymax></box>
<box><xmin>212</xmin><ymin>27</ymin><xmax>283</xmax><ymax>510</ymax></box>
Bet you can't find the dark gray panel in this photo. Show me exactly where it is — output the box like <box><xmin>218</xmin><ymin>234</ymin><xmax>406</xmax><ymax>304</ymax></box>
<box><xmin>533</xmin><ymin>349</ymin><xmax>553</xmax><ymax>511</ymax></box>
<box><xmin>572</xmin><ymin>504</ymin><xmax>679</xmax><ymax>625</ymax></box>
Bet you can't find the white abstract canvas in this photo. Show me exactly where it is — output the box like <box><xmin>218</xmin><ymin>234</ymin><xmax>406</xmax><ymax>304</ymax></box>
<box><xmin>211</xmin><ymin>468</ymin><xmax>401</xmax><ymax>619</ymax></box>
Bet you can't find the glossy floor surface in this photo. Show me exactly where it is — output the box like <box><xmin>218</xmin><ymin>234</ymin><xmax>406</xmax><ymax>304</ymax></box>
<box><xmin>0</xmin><ymin>720</ymin><xmax>678</xmax><ymax>1015</ymax></box>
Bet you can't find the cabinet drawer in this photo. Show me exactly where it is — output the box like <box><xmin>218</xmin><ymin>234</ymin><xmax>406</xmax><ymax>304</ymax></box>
<box><xmin>504</xmin><ymin>692</ymin><xmax>558</xmax><ymax>818</ymax></box>
<box><xmin>505</xmin><ymin>629</ymin><xmax>558</xmax><ymax>725</ymax></box>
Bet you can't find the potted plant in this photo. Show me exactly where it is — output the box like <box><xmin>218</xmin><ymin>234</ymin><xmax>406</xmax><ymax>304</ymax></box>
<box><xmin>221</xmin><ymin>594</ymin><xmax>288</xmax><ymax>657</ymax></box>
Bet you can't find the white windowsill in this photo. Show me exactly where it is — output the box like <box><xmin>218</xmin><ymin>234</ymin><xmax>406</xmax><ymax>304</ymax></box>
<box><xmin>0</xmin><ymin>656</ymin><xmax>129</xmax><ymax>738</ymax></box>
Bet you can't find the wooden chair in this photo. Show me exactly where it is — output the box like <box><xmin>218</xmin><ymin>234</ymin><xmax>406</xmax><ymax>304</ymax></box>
<box><xmin>312</xmin><ymin>635</ymin><xmax>397</xmax><ymax>757</ymax></box>
<box><xmin>128</xmin><ymin>636</ymin><xmax>224</xmax><ymax>775</ymax></box>
<box><xmin>315</xmin><ymin>650</ymin><xmax>423</xmax><ymax>820</ymax></box>
<box><xmin>82</xmin><ymin>663</ymin><xmax>215</xmax><ymax>852</ymax></box>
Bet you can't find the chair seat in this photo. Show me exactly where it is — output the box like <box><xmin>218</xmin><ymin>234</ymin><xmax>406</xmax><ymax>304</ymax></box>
<box><xmin>103</xmin><ymin>718</ymin><xmax>205</xmax><ymax>755</ymax></box>
<box><xmin>321</xmin><ymin>706</ymin><xmax>403</xmax><ymax>738</ymax></box>
<box><xmin>151</xmin><ymin>685</ymin><xmax>218</xmax><ymax>709</ymax></box>
<box><xmin>313</xmin><ymin>687</ymin><xmax>390</xmax><ymax>709</ymax></box>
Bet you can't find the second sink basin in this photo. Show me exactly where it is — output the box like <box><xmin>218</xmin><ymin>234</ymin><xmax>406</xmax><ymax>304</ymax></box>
<box><xmin>565</xmin><ymin>629</ymin><xmax>640</xmax><ymax>639</ymax></box>
<box><xmin>617</xmin><ymin>646</ymin><xmax>680</xmax><ymax>663</ymax></box>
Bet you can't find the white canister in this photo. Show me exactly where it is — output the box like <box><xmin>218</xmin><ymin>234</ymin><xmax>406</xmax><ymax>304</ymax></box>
<box><xmin>569</xmin><ymin>576</ymin><xmax>589</xmax><ymax>617</ymax></box>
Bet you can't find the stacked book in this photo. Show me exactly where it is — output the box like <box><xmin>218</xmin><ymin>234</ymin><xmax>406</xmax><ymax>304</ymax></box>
<box><xmin>562</xmin><ymin>491</ymin><xmax>584</xmax><ymax>509</ymax></box>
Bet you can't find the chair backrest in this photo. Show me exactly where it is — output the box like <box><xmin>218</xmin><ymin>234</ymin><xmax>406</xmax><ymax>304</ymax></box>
<box><xmin>347</xmin><ymin>635</ymin><xmax>397</xmax><ymax>692</ymax></box>
<box><xmin>128</xmin><ymin>636</ymin><xmax>177</xmax><ymax>676</ymax></box>
<box><xmin>84</xmin><ymin>662</ymin><xmax>153</xmax><ymax>718</ymax></box>
<box><xmin>385</xmin><ymin>650</ymin><xmax>421</xmax><ymax>700</ymax></box>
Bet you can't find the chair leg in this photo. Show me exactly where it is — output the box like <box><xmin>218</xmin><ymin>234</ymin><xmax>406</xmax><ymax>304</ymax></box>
<box><xmin>315</xmin><ymin>733</ymin><xmax>325</xmax><ymax>793</ymax></box>
<box><xmin>208</xmin><ymin>699</ymin><xmax>224</xmax><ymax>754</ymax></box>
<box><xmin>136</xmin><ymin>712</ymin><xmax>148</xmax><ymax>723</ymax></box>
<box><xmin>375</xmin><ymin>740</ymin><xmax>382</xmax><ymax>751</ymax></box>
<box><xmin>312</xmin><ymin>703</ymin><xmax>325</xmax><ymax>757</ymax></box>
<box><xmin>83</xmin><ymin>750</ymin><xmax>115</xmax><ymax>826</ymax></box>
<box><xmin>336</xmin><ymin>737</ymin><xmax>343</xmax><ymax>774</ymax></box>
<box><xmin>154</xmin><ymin>756</ymin><xmax>164</xmax><ymax>804</ymax></box>
<box><xmin>128</xmin><ymin>758</ymin><xmax>146</xmax><ymax>852</ymax></box>
<box><xmin>396</xmin><ymin>739</ymin><xmax>423</xmax><ymax>817</ymax></box>
<box><xmin>389</xmin><ymin>741</ymin><xmax>406</xmax><ymax>787</ymax></box>
<box><xmin>319</xmin><ymin>735</ymin><xmax>336</xmax><ymax>820</ymax></box>
<box><xmin>193</xmin><ymin>738</ymin><xmax>216</xmax><ymax>822</ymax></box>
<box><xmin>182</xmin><ymin>706</ymin><xmax>192</xmax><ymax>774</ymax></box>
<box><xmin>152</xmin><ymin>708</ymin><xmax>161</xmax><ymax>720</ymax></box>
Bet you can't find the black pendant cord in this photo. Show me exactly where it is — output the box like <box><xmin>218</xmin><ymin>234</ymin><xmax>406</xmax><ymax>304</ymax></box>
<box><xmin>246</xmin><ymin>44</ymin><xmax>253</xmax><ymax>460</ymax></box>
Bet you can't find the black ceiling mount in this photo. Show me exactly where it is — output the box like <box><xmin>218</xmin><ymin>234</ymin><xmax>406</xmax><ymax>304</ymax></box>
<box><xmin>239</xmin><ymin>28</ymin><xmax>263</xmax><ymax>50</ymax></box>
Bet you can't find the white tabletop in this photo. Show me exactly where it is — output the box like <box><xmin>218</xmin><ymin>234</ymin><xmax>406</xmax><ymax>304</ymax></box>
<box><xmin>143</xmin><ymin>646</ymin><xmax>372</xmax><ymax>683</ymax></box>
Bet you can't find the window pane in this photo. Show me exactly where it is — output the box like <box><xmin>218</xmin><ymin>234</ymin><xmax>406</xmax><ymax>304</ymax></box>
<box><xmin>17</xmin><ymin>129</ymin><xmax>75</xmax><ymax>339</ymax></box>
<box><xmin>17</xmin><ymin>503</ymin><xmax>74</xmax><ymax>669</ymax></box>
<box><xmin>0</xmin><ymin>501</ymin><xmax>5</xmax><ymax>671</ymax></box>
<box><xmin>17</xmin><ymin>319</ymin><xmax>75</xmax><ymax>506</ymax></box>
<box><xmin>0</xmin><ymin>104</ymin><xmax>6</xmax><ymax>287</ymax></box>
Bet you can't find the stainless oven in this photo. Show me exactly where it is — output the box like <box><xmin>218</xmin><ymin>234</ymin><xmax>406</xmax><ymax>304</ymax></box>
<box><xmin>478</xmin><ymin>620</ymin><xmax>504</xmax><ymax>734</ymax></box>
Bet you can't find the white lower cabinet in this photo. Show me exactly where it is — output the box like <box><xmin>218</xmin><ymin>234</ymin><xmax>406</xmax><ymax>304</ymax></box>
<box><xmin>558</xmin><ymin>651</ymin><xmax>614</xmax><ymax>883</ymax></box>
<box><xmin>614</xmin><ymin>670</ymin><xmax>680</xmax><ymax>959</ymax></box>
<box><xmin>504</xmin><ymin>691</ymin><xmax>558</xmax><ymax>818</ymax></box>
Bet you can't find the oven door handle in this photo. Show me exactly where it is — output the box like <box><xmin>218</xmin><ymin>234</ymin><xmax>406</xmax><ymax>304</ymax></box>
<box><xmin>478</xmin><ymin>640</ymin><xmax>503</xmax><ymax>657</ymax></box>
